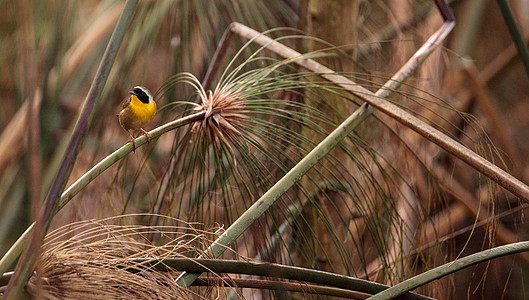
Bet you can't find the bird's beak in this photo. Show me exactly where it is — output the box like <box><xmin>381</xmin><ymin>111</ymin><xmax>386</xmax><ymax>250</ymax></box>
<box><xmin>129</xmin><ymin>90</ymin><xmax>136</xmax><ymax>95</ymax></box>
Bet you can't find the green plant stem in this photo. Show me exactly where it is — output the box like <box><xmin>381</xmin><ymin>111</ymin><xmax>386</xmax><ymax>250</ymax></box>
<box><xmin>0</xmin><ymin>224</ymin><xmax>34</xmax><ymax>275</ymax></box>
<box><xmin>0</xmin><ymin>254</ymin><xmax>430</xmax><ymax>299</ymax></box>
<box><xmin>230</xmin><ymin>22</ymin><xmax>529</xmax><ymax>200</ymax></box>
<box><xmin>168</xmin><ymin>258</ymin><xmax>433</xmax><ymax>300</ymax></box>
<box><xmin>368</xmin><ymin>241</ymin><xmax>529</xmax><ymax>299</ymax></box>
<box><xmin>58</xmin><ymin>111</ymin><xmax>205</xmax><ymax>209</ymax></box>
<box><xmin>0</xmin><ymin>111</ymin><xmax>205</xmax><ymax>279</ymax></box>
<box><xmin>4</xmin><ymin>3</ymin><xmax>139</xmax><ymax>297</ymax></box>
<box><xmin>176</xmin><ymin>18</ymin><xmax>455</xmax><ymax>287</ymax></box>
<box><xmin>496</xmin><ymin>0</ymin><xmax>529</xmax><ymax>79</ymax></box>
<box><xmin>195</xmin><ymin>277</ymin><xmax>365</xmax><ymax>299</ymax></box>
<box><xmin>175</xmin><ymin>103</ymin><xmax>373</xmax><ymax>288</ymax></box>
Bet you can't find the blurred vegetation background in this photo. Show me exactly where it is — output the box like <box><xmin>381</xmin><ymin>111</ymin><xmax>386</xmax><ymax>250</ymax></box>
<box><xmin>1</xmin><ymin>0</ymin><xmax>529</xmax><ymax>299</ymax></box>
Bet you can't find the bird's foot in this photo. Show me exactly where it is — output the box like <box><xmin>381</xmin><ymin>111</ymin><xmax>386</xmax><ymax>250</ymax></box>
<box><xmin>140</xmin><ymin>128</ymin><xmax>151</xmax><ymax>143</ymax></box>
<box><xmin>129</xmin><ymin>137</ymin><xmax>137</xmax><ymax>153</ymax></box>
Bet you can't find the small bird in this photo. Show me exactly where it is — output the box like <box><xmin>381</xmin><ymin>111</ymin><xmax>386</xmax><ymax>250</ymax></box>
<box><xmin>117</xmin><ymin>86</ymin><xmax>156</xmax><ymax>150</ymax></box>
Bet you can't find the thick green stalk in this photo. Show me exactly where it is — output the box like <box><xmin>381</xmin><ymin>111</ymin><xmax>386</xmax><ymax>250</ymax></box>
<box><xmin>58</xmin><ymin>111</ymin><xmax>205</xmax><ymax>209</ymax></box>
<box><xmin>0</xmin><ymin>112</ymin><xmax>205</xmax><ymax>278</ymax></box>
<box><xmin>176</xmin><ymin>103</ymin><xmax>373</xmax><ymax>287</ymax></box>
<box><xmin>368</xmin><ymin>241</ymin><xmax>529</xmax><ymax>299</ymax></box>
<box><xmin>229</xmin><ymin>22</ymin><xmax>529</xmax><ymax>200</ymax></box>
<box><xmin>0</xmin><ymin>224</ymin><xmax>34</xmax><ymax>276</ymax></box>
<box><xmin>176</xmin><ymin>19</ymin><xmax>455</xmax><ymax>288</ymax></box>
<box><xmin>1</xmin><ymin>257</ymin><xmax>433</xmax><ymax>300</ymax></box>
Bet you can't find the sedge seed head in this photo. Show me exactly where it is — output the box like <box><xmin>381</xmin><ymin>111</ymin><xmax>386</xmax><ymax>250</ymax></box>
<box><xmin>191</xmin><ymin>88</ymin><xmax>249</xmax><ymax>145</ymax></box>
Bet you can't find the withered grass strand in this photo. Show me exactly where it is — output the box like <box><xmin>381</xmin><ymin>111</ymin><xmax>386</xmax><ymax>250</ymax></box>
<box><xmin>33</xmin><ymin>215</ymin><xmax>224</xmax><ymax>299</ymax></box>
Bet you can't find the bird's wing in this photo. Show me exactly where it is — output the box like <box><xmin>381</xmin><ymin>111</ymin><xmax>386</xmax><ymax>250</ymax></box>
<box><xmin>120</xmin><ymin>96</ymin><xmax>131</xmax><ymax>110</ymax></box>
<box><xmin>116</xmin><ymin>96</ymin><xmax>131</xmax><ymax>118</ymax></box>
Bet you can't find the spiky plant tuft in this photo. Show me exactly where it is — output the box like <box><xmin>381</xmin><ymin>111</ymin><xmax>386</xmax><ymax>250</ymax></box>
<box><xmin>191</xmin><ymin>88</ymin><xmax>249</xmax><ymax>151</ymax></box>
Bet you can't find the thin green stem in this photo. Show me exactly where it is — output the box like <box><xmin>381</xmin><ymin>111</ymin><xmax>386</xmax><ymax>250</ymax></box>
<box><xmin>496</xmin><ymin>0</ymin><xmax>529</xmax><ymax>79</ymax></box>
<box><xmin>368</xmin><ymin>241</ymin><xmax>529</xmax><ymax>299</ymax></box>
